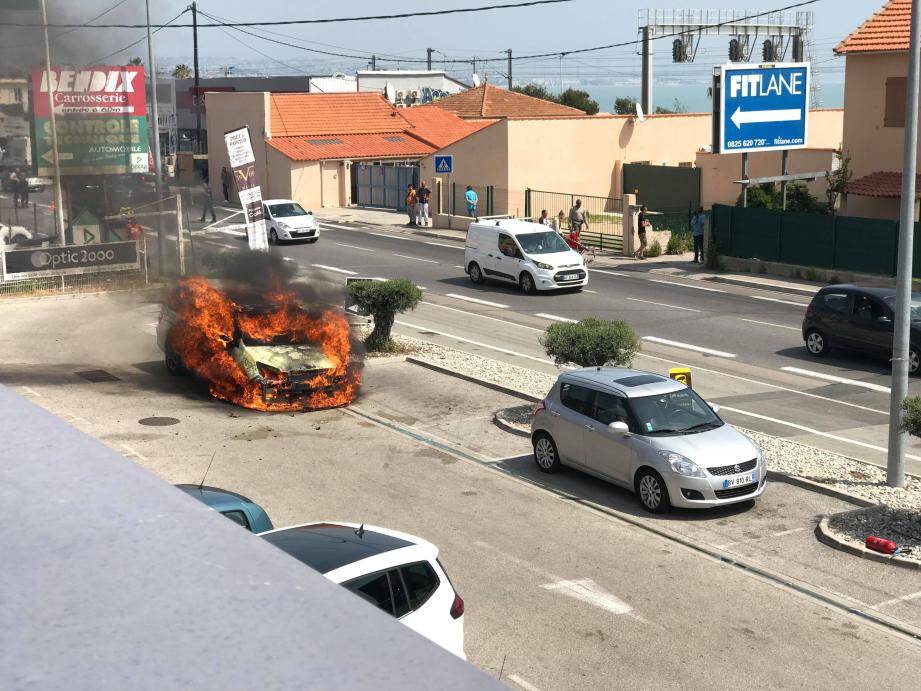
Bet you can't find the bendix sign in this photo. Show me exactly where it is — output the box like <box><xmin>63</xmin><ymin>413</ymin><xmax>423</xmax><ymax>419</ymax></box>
<box><xmin>32</xmin><ymin>66</ymin><xmax>146</xmax><ymax>117</ymax></box>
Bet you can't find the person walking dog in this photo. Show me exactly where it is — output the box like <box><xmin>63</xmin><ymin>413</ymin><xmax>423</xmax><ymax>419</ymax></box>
<box><xmin>691</xmin><ymin>206</ymin><xmax>706</xmax><ymax>263</ymax></box>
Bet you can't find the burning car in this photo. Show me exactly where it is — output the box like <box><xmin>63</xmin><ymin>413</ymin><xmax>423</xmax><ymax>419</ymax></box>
<box><xmin>157</xmin><ymin>277</ymin><xmax>360</xmax><ymax>411</ymax></box>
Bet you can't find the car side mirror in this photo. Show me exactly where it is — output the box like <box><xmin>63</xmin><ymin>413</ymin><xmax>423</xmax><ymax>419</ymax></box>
<box><xmin>608</xmin><ymin>421</ymin><xmax>630</xmax><ymax>435</ymax></box>
<box><xmin>708</xmin><ymin>402</ymin><xmax>721</xmax><ymax>414</ymax></box>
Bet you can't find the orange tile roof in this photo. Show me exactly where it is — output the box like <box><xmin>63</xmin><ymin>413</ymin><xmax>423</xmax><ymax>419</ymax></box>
<box><xmin>268</xmin><ymin>92</ymin><xmax>411</xmax><ymax>137</ymax></box>
<box><xmin>399</xmin><ymin>106</ymin><xmax>497</xmax><ymax>148</ymax></box>
<box><xmin>267</xmin><ymin>133</ymin><xmax>435</xmax><ymax>162</ymax></box>
<box><xmin>836</xmin><ymin>0</ymin><xmax>911</xmax><ymax>54</ymax></box>
<box><xmin>844</xmin><ymin>170</ymin><xmax>921</xmax><ymax>198</ymax></box>
<box><xmin>426</xmin><ymin>83</ymin><xmax>585</xmax><ymax>118</ymax></box>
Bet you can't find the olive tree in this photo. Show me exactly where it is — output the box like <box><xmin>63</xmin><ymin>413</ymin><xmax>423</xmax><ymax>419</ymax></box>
<box><xmin>346</xmin><ymin>278</ymin><xmax>422</xmax><ymax>351</ymax></box>
<box><xmin>540</xmin><ymin>317</ymin><xmax>639</xmax><ymax>368</ymax></box>
<box><xmin>901</xmin><ymin>396</ymin><xmax>921</xmax><ymax>437</ymax></box>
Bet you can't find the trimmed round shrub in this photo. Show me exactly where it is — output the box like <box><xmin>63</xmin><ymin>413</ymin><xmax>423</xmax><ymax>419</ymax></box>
<box><xmin>539</xmin><ymin>317</ymin><xmax>640</xmax><ymax>368</ymax></box>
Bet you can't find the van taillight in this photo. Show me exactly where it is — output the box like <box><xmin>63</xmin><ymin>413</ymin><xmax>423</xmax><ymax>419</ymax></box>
<box><xmin>450</xmin><ymin>593</ymin><xmax>465</xmax><ymax>619</ymax></box>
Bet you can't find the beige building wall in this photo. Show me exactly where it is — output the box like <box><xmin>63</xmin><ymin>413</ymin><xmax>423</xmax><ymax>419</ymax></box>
<box><xmin>265</xmin><ymin>145</ymin><xmax>292</xmax><ymax>200</ymax></box>
<box><xmin>288</xmin><ymin>160</ymin><xmax>322</xmax><ymax>210</ymax></box>
<box><xmin>204</xmin><ymin>91</ymin><xmax>271</xmax><ymax>199</ymax></box>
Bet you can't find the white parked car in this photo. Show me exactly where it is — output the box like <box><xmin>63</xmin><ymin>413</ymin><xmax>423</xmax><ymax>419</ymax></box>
<box><xmin>465</xmin><ymin>219</ymin><xmax>588</xmax><ymax>293</ymax></box>
<box><xmin>262</xmin><ymin>199</ymin><xmax>320</xmax><ymax>244</ymax></box>
<box><xmin>260</xmin><ymin>522</ymin><xmax>466</xmax><ymax>658</ymax></box>
<box><xmin>532</xmin><ymin>368</ymin><xmax>766</xmax><ymax>512</ymax></box>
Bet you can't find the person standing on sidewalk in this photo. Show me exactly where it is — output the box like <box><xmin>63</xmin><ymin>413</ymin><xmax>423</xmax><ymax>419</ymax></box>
<box><xmin>691</xmin><ymin>206</ymin><xmax>705</xmax><ymax>263</ymax></box>
<box><xmin>416</xmin><ymin>181</ymin><xmax>431</xmax><ymax>226</ymax></box>
<box><xmin>199</xmin><ymin>172</ymin><xmax>216</xmax><ymax>223</ymax></box>
<box><xmin>568</xmin><ymin>199</ymin><xmax>589</xmax><ymax>235</ymax></box>
<box><xmin>634</xmin><ymin>205</ymin><xmax>650</xmax><ymax>259</ymax></box>
<box><xmin>220</xmin><ymin>165</ymin><xmax>232</xmax><ymax>202</ymax></box>
<box><xmin>539</xmin><ymin>209</ymin><xmax>551</xmax><ymax>226</ymax></box>
<box><xmin>405</xmin><ymin>184</ymin><xmax>417</xmax><ymax>225</ymax></box>
<box><xmin>465</xmin><ymin>186</ymin><xmax>478</xmax><ymax>218</ymax></box>
<box><xmin>17</xmin><ymin>174</ymin><xmax>29</xmax><ymax>209</ymax></box>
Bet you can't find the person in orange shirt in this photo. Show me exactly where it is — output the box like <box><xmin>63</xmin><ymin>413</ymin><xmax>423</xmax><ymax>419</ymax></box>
<box><xmin>405</xmin><ymin>184</ymin><xmax>417</xmax><ymax>226</ymax></box>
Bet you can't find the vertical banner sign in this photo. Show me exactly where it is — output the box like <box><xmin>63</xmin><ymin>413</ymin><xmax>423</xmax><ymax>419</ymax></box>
<box><xmin>224</xmin><ymin>126</ymin><xmax>268</xmax><ymax>252</ymax></box>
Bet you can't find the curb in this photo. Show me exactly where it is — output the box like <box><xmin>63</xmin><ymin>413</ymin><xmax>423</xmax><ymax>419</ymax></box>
<box><xmin>815</xmin><ymin>512</ymin><xmax>921</xmax><ymax>571</ymax></box>
<box><xmin>414</xmin><ymin>230</ymin><xmax>465</xmax><ymax>243</ymax></box>
<box><xmin>702</xmin><ymin>275</ymin><xmax>816</xmax><ymax>296</ymax></box>
<box><xmin>765</xmin><ymin>471</ymin><xmax>875</xmax><ymax>507</ymax></box>
<box><xmin>492</xmin><ymin>410</ymin><xmax>530</xmax><ymax>437</ymax></box>
<box><xmin>405</xmin><ymin>357</ymin><xmax>541</xmax><ymax>403</ymax></box>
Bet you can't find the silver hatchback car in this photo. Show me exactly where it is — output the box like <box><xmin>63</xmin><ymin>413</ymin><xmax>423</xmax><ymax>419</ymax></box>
<box><xmin>531</xmin><ymin>368</ymin><xmax>766</xmax><ymax>512</ymax></box>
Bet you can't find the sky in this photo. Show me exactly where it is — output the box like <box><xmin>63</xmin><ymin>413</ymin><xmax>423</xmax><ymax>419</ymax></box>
<box><xmin>1</xmin><ymin>0</ymin><xmax>878</xmax><ymax>108</ymax></box>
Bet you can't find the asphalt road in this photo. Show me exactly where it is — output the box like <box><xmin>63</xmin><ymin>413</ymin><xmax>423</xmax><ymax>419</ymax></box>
<box><xmin>192</xmin><ymin>216</ymin><xmax>921</xmax><ymax>476</ymax></box>
<box><xmin>3</xmin><ymin>291</ymin><xmax>921</xmax><ymax>689</ymax></box>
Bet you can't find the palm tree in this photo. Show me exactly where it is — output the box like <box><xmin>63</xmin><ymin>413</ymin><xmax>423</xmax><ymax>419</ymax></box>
<box><xmin>128</xmin><ymin>57</ymin><xmax>143</xmax><ymax>66</ymax></box>
<box><xmin>172</xmin><ymin>64</ymin><xmax>192</xmax><ymax>79</ymax></box>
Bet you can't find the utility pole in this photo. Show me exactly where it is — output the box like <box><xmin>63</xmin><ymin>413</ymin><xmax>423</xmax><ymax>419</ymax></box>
<box><xmin>39</xmin><ymin>0</ymin><xmax>65</xmax><ymax>244</ymax></box>
<box><xmin>507</xmin><ymin>49</ymin><xmax>512</xmax><ymax>90</ymax></box>
<box><xmin>641</xmin><ymin>26</ymin><xmax>653</xmax><ymax>115</ymax></box>
<box><xmin>192</xmin><ymin>1</ymin><xmax>201</xmax><ymax>154</ymax></box>
<box><xmin>371</xmin><ymin>55</ymin><xmax>376</xmax><ymax>71</ymax></box>
<box><xmin>887</xmin><ymin>0</ymin><xmax>921</xmax><ymax>488</ymax></box>
<box><xmin>427</xmin><ymin>48</ymin><xmax>433</xmax><ymax>71</ymax></box>
<box><xmin>146</xmin><ymin>0</ymin><xmax>165</xmax><ymax>276</ymax></box>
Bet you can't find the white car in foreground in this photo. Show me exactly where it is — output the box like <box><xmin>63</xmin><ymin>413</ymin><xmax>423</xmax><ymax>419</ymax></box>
<box><xmin>261</xmin><ymin>522</ymin><xmax>465</xmax><ymax>658</ymax></box>
<box><xmin>263</xmin><ymin>199</ymin><xmax>320</xmax><ymax>244</ymax></box>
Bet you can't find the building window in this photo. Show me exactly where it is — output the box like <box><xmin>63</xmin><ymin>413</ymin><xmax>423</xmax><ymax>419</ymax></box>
<box><xmin>678</xmin><ymin>161</ymin><xmax>694</xmax><ymax>168</ymax></box>
<box><xmin>885</xmin><ymin>77</ymin><xmax>907</xmax><ymax>127</ymax></box>
<box><xmin>13</xmin><ymin>88</ymin><xmax>22</xmax><ymax>103</ymax></box>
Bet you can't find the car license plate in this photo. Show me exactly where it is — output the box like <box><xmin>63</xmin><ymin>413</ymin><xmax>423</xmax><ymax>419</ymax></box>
<box><xmin>722</xmin><ymin>473</ymin><xmax>756</xmax><ymax>489</ymax></box>
<box><xmin>561</xmin><ymin>273</ymin><xmax>579</xmax><ymax>281</ymax></box>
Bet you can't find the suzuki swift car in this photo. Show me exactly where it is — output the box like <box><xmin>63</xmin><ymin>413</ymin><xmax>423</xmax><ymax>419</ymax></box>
<box><xmin>263</xmin><ymin>199</ymin><xmax>320</xmax><ymax>244</ymax></box>
<box><xmin>531</xmin><ymin>368</ymin><xmax>765</xmax><ymax>512</ymax></box>
<box><xmin>261</xmin><ymin>522</ymin><xmax>465</xmax><ymax>658</ymax></box>
<box><xmin>465</xmin><ymin>219</ymin><xmax>588</xmax><ymax>293</ymax></box>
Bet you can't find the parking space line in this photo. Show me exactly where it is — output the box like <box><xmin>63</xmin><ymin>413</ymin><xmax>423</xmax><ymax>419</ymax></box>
<box><xmin>395</xmin><ymin>320</ymin><xmax>552</xmax><ymax>365</ymax></box>
<box><xmin>334</xmin><ymin>242</ymin><xmax>374</xmax><ymax>252</ymax></box>
<box><xmin>642</xmin><ymin>336</ymin><xmax>736</xmax><ymax>358</ymax></box>
<box><xmin>444</xmin><ymin>293</ymin><xmax>509</xmax><ymax>308</ymax></box>
<box><xmin>740</xmin><ymin>318</ymin><xmax>800</xmax><ymax>331</ymax></box>
<box><xmin>719</xmin><ymin>405</ymin><xmax>921</xmax><ymax>461</ymax></box>
<box><xmin>874</xmin><ymin>590</ymin><xmax>921</xmax><ymax>609</ymax></box>
<box><xmin>750</xmin><ymin>295</ymin><xmax>809</xmax><ymax>307</ymax></box>
<box><xmin>425</xmin><ymin>241</ymin><xmax>463</xmax><ymax>250</ymax></box>
<box><xmin>507</xmin><ymin>674</ymin><xmax>542</xmax><ymax>691</ymax></box>
<box><xmin>311</xmin><ymin>264</ymin><xmax>357</xmax><ymax>276</ymax></box>
<box><xmin>536</xmin><ymin>313</ymin><xmax>577</xmax><ymax>323</ymax></box>
<box><xmin>420</xmin><ymin>301</ymin><xmax>543</xmax><ymax>332</ymax></box>
<box><xmin>649</xmin><ymin>279</ymin><xmax>725</xmax><ymax>293</ymax></box>
<box><xmin>780</xmin><ymin>366</ymin><xmax>891</xmax><ymax>393</ymax></box>
<box><xmin>394</xmin><ymin>253</ymin><xmax>439</xmax><ymax>264</ymax></box>
<box><xmin>626</xmin><ymin>297</ymin><xmax>700</xmax><ymax>312</ymax></box>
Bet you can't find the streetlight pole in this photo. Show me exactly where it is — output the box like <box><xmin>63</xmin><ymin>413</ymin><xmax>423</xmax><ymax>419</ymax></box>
<box><xmin>146</xmin><ymin>0</ymin><xmax>166</xmax><ymax>276</ymax></box>
<box><xmin>39</xmin><ymin>0</ymin><xmax>65</xmax><ymax>244</ymax></box>
<box><xmin>887</xmin><ymin>0</ymin><xmax>921</xmax><ymax>488</ymax></box>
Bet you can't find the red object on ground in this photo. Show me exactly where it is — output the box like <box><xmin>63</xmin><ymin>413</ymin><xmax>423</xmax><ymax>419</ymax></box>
<box><xmin>865</xmin><ymin>536</ymin><xmax>898</xmax><ymax>554</ymax></box>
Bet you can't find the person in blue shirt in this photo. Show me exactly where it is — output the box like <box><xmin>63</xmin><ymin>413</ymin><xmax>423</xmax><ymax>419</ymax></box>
<box><xmin>691</xmin><ymin>206</ymin><xmax>705</xmax><ymax>263</ymax></box>
<box><xmin>465</xmin><ymin>186</ymin><xmax>478</xmax><ymax>218</ymax></box>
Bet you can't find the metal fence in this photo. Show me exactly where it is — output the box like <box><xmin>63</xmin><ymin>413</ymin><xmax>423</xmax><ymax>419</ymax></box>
<box><xmin>1</xmin><ymin>197</ymin><xmax>60</xmax><ymax>244</ymax></box>
<box><xmin>712</xmin><ymin>204</ymin><xmax>919</xmax><ymax>277</ymax></box>
<box><xmin>449</xmin><ymin>183</ymin><xmax>494</xmax><ymax>217</ymax></box>
<box><xmin>524</xmin><ymin>189</ymin><xmax>623</xmax><ymax>236</ymax></box>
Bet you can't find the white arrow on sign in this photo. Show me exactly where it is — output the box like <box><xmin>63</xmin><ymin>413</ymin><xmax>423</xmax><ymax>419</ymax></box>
<box><xmin>42</xmin><ymin>150</ymin><xmax>74</xmax><ymax>163</ymax></box>
<box><xmin>730</xmin><ymin>106</ymin><xmax>801</xmax><ymax>128</ymax></box>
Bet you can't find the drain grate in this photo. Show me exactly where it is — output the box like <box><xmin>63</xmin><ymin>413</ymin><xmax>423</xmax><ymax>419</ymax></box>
<box><xmin>75</xmin><ymin>369</ymin><xmax>121</xmax><ymax>383</ymax></box>
<box><xmin>139</xmin><ymin>416</ymin><xmax>180</xmax><ymax>427</ymax></box>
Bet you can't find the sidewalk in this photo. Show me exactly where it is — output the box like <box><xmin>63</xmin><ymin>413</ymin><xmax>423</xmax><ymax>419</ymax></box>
<box><xmin>313</xmin><ymin>206</ymin><xmax>826</xmax><ymax>297</ymax></box>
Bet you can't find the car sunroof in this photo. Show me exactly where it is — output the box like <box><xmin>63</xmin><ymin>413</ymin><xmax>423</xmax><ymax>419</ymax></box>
<box><xmin>614</xmin><ymin>374</ymin><xmax>663</xmax><ymax>387</ymax></box>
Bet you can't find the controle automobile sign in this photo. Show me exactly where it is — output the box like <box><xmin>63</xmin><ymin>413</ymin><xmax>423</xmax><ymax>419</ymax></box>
<box><xmin>2</xmin><ymin>241</ymin><xmax>139</xmax><ymax>279</ymax></box>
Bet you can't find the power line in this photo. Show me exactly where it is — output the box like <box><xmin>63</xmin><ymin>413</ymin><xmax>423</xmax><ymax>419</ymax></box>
<box><xmin>0</xmin><ymin>0</ymin><xmax>571</xmax><ymax>28</ymax></box>
<box><xmin>90</xmin><ymin>9</ymin><xmax>190</xmax><ymax>64</ymax></box>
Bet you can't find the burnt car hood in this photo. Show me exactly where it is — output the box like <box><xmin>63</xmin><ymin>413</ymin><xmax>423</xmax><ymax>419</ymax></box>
<box><xmin>240</xmin><ymin>343</ymin><xmax>335</xmax><ymax>373</ymax></box>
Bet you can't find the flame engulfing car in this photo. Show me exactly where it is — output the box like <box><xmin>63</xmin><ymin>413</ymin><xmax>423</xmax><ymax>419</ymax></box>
<box><xmin>157</xmin><ymin>277</ymin><xmax>361</xmax><ymax>411</ymax></box>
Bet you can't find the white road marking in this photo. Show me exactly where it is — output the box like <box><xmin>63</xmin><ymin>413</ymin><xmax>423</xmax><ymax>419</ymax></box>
<box><xmin>536</xmin><ymin>313</ymin><xmax>577</xmax><ymax>323</ymax></box>
<box><xmin>740</xmin><ymin>318</ymin><xmax>800</xmax><ymax>331</ymax></box>
<box><xmin>772</xmin><ymin>527</ymin><xmax>808</xmax><ymax>537</ymax></box>
<box><xmin>370</xmin><ymin>232</ymin><xmax>414</xmax><ymax>241</ymax></box>
<box><xmin>507</xmin><ymin>675</ymin><xmax>542</xmax><ymax>691</ymax></box>
<box><xmin>750</xmin><ymin>295</ymin><xmax>809</xmax><ymax>307</ymax></box>
<box><xmin>121</xmin><ymin>443</ymin><xmax>149</xmax><ymax>462</ymax></box>
<box><xmin>201</xmin><ymin>211</ymin><xmax>242</xmax><ymax>230</ymax></box>
<box><xmin>19</xmin><ymin>386</ymin><xmax>42</xmax><ymax>397</ymax></box>
<box><xmin>425</xmin><ymin>241</ymin><xmax>463</xmax><ymax>249</ymax></box>
<box><xmin>719</xmin><ymin>406</ymin><xmax>921</xmax><ymax>461</ymax></box>
<box><xmin>642</xmin><ymin>336</ymin><xmax>736</xmax><ymax>358</ymax></box>
<box><xmin>589</xmin><ymin>268</ymin><xmax>628</xmax><ymax>277</ymax></box>
<box><xmin>282</xmin><ymin>257</ymin><xmax>295</xmax><ymax>262</ymax></box>
<box><xmin>219</xmin><ymin>228</ymin><xmax>246</xmax><ymax>237</ymax></box>
<box><xmin>334</xmin><ymin>242</ymin><xmax>373</xmax><ymax>252</ymax></box>
<box><xmin>454</xmin><ymin>265</ymin><xmax>465</xmax><ymax>269</ymax></box>
<box><xmin>311</xmin><ymin>264</ymin><xmax>356</xmax><ymax>276</ymax></box>
<box><xmin>444</xmin><ymin>293</ymin><xmax>509</xmax><ymax>308</ymax></box>
<box><xmin>649</xmin><ymin>279</ymin><xmax>725</xmax><ymax>292</ymax></box>
<box><xmin>583</xmin><ymin>288</ymin><xmax>598</xmax><ymax>294</ymax></box>
<box><xmin>716</xmin><ymin>526</ymin><xmax>807</xmax><ymax>549</ymax></box>
<box><xmin>416</xmin><ymin>286</ymin><xmax>427</xmax><ymax>290</ymax></box>
<box><xmin>780</xmin><ymin>366</ymin><xmax>891</xmax><ymax>393</ymax></box>
<box><xmin>394</xmin><ymin>253</ymin><xmax>439</xmax><ymax>264</ymax></box>
<box><xmin>420</xmin><ymin>301</ymin><xmax>543</xmax><ymax>332</ymax></box>
<box><xmin>542</xmin><ymin>578</ymin><xmax>634</xmax><ymax>616</ymax></box>
<box><xmin>395</xmin><ymin>320</ymin><xmax>553</xmax><ymax>365</ymax></box>
<box><xmin>626</xmin><ymin>297</ymin><xmax>700</xmax><ymax>312</ymax></box>
<box><xmin>874</xmin><ymin>590</ymin><xmax>921</xmax><ymax>609</ymax></box>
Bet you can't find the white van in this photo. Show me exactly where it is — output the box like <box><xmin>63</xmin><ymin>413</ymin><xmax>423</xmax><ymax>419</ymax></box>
<box><xmin>464</xmin><ymin>219</ymin><xmax>588</xmax><ymax>293</ymax></box>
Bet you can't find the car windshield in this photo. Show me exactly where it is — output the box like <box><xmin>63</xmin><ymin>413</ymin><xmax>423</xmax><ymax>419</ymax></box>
<box><xmin>516</xmin><ymin>231</ymin><xmax>570</xmax><ymax>255</ymax></box>
<box><xmin>627</xmin><ymin>388</ymin><xmax>722</xmax><ymax>436</ymax></box>
<box><xmin>269</xmin><ymin>202</ymin><xmax>309</xmax><ymax>218</ymax></box>
<box><xmin>882</xmin><ymin>295</ymin><xmax>921</xmax><ymax>321</ymax></box>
